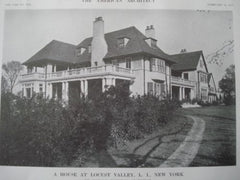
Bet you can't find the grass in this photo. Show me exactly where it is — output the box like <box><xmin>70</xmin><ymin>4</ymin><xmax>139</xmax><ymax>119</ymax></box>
<box><xmin>108</xmin><ymin>114</ymin><xmax>193</xmax><ymax>167</ymax></box>
<box><xmin>179</xmin><ymin>105</ymin><xmax>236</xmax><ymax>166</ymax></box>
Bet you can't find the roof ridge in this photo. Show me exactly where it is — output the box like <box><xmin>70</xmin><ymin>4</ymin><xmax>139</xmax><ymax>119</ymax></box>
<box><xmin>105</xmin><ymin>26</ymin><xmax>136</xmax><ymax>35</ymax></box>
<box><xmin>51</xmin><ymin>39</ymin><xmax>76</xmax><ymax>47</ymax></box>
<box><xmin>171</xmin><ymin>50</ymin><xmax>203</xmax><ymax>56</ymax></box>
<box><xmin>78</xmin><ymin>26</ymin><xmax>138</xmax><ymax>44</ymax></box>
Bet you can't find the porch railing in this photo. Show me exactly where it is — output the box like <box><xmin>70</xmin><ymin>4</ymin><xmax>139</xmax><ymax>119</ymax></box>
<box><xmin>21</xmin><ymin>72</ymin><xmax>45</xmax><ymax>80</ymax></box>
<box><xmin>171</xmin><ymin>76</ymin><xmax>196</xmax><ymax>86</ymax></box>
<box><xmin>21</xmin><ymin>65</ymin><xmax>133</xmax><ymax>81</ymax></box>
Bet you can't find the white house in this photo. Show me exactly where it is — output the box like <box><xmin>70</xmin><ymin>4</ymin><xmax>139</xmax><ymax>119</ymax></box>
<box><xmin>19</xmin><ymin>17</ymin><xmax>217</xmax><ymax>103</ymax></box>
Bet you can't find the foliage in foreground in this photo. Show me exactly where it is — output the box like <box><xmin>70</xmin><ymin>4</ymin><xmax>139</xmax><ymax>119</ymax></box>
<box><xmin>0</xmin><ymin>84</ymin><xmax>179</xmax><ymax>166</ymax></box>
<box><xmin>219</xmin><ymin>64</ymin><xmax>235</xmax><ymax>105</ymax></box>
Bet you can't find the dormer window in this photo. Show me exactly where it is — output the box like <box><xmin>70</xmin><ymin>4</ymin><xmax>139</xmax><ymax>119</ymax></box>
<box><xmin>117</xmin><ymin>37</ymin><xmax>129</xmax><ymax>48</ymax></box>
<box><xmin>76</xmin><ymin>47</ymin><xmax>86</xmax><ymax>56</ymax></box>
<box><xmin>151</xmin><ymin>39</ymin><xmax>157</xmax><ymax>47</ymax></box>
<box><xmin>145</xmin><ymin>38</ymin><xmax>157</xmax><ymax>48</ymax></box>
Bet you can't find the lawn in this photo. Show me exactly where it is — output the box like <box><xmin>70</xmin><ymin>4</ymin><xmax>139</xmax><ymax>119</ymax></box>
<box><xmin>107</xmin><ymin>114</ymin><xmax>193</xmax><ymax>167</ymax></box>
<box><xmin>179</xmin><ymin>105</ymin><xmax>236</xmax><ymax>166</ymax></box>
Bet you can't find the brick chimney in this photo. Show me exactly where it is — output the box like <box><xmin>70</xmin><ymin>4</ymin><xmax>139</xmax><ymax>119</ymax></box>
<box><xmin>91</xmin><ymin>17</ymin><xmax>108</xmax><ymax>67</ymax></box>
<box><xmin>145</xmin><ymin>25</ymin><xmax>155</xmax><ymax>39</ymax></box>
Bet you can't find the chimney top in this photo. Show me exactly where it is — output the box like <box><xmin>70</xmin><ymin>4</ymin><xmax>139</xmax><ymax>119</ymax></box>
<box><xmin>180</xmin><ymin>49</ymin><xmax>187</xmax><ymax>53</ymax></box>
<box><xmin>146</xmin><ymin>25</ymin><xmax>154</xmax><ymax>30</ymax></box>
<box><xmin>95</xmin><ymin>16</ymin><xmax>103</xmax><ymax>22</ymax></box>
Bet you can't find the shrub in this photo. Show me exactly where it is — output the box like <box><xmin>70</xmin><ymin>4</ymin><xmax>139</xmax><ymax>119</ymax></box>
<box><xmin>0</xmin><ymin>93</ymin><xmax>66</xmax><ymax>166</ymax></box>
<box><xmin>223</xmin><ymin>94</ymin><xmax>235</xmax><ymax>105</ymax></box>
<box><xmin>0</xmin><ymin>83</ymin><xmax>180</xmax><ymax>166</ymax></box>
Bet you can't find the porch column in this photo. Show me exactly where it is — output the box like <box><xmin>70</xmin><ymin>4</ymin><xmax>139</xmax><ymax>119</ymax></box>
<box><xmin>62</xmin><ymin>82</ymin><xmax>65</xmax><ymax>101</ymax></box>
<box><xmin>22</xmin><ymin>85</ymin><xmax>26</xmax><ymax>97</ymax></box>
<box><xmin>179</xmin><ymin>86</ymin><xmax>182</xmax><ymax>101</ymax></box>
<box><xmin>31</xmin><ymin>83</ymin><xmax>34</xmax><ymax>97</ymax></box>
<box><xmin>54</xmin><ymin>84</ymin><xmax>56</xmax><ymax>99</ymax></box>
<box><xmin>79</xmin><ymin>80</ymin><xmax>82</xmax><ymax>97</ymax></box>
<box><xmin>102</xmin><ymin>78</ymin><xmax>106</xmax><ymax>92</ymax></box>
<box><xmin>80</xmin><ymin>80</ymin><xmax>84</xmax><ymax>96</ymax></box>
<box><xmin>65</xmin><ymin>82</ymin><xmax>69</xmax><ymax>102</ymax></box>
<box><xmin>48</xmin><ymin>83</ymin><xmax>52</xmax><ymax>99</ymax></box>
<box><xmin>112</xmin><ymin>78</ymin><xmax>116</xmax><ymax>86</ymax></box>
<box><xmin>129</xmin><ymin>80</ymin><xmax>133</xmax><ymax>93</ymax></box>
<box><xmin>182</xmin><ymin>87</ymin><xmax>185</xmax><ymax>100</ymax></box>
<box><xmin>84</xmin><ymin>80</ymin><xmax>88</xmax><ymax>96</ymax></box>
<box><xmin>190</xmin><ymin>88</ymin><xmax>194</xmax><ymax>100</ymax></box>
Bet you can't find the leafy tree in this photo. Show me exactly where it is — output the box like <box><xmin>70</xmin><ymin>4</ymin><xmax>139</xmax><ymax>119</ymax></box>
<box><xmin>2</xmin><ymin>61</ymin><xmax>23</xmax><ymax>93</ymax></box>
<box><xmin>219</xmin><ymin>64</ymin><xmax>235</xmax><ymax>105</ymax></box>
<box><xmin>1</xmin><ymin>76</ymin><xmax>9</xmax><ymax>94</ymax></box>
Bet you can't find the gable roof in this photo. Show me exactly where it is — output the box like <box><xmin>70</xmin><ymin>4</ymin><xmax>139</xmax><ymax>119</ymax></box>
<box><xmin>170</xmin><ymin>51</ymin><xmax>205</xmax><ymax>71</ymax></box>
<box><xmin>23</xmin><ymin>40</ymin><xmax>78</xmax><ymax>66</ymax></box>
<box><xmin>208</xmin><ymin>73</ymin><xmax>217</xmax><ymax>93</ymax></box>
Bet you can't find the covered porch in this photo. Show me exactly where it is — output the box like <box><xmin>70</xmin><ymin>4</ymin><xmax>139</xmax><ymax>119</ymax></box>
<box><xmin>47</xmin><ymin>76</ymin><xmax>132</xmax><ymax>102</ymax></box>
<box><xmin>171</xmin><ymin>85</ymin><xmax>195</xmax><ymax>101</ymax></box>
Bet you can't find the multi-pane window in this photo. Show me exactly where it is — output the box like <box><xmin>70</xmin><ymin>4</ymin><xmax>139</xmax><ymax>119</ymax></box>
<box><xmin>150</xmin><ymin>59</ymin><xmax>156</xmax><ymax>71</ymax></box>
<box><xmin>126</xmin><ymin>58</ymin><xmax>131</xmax><ymax>69</ymax></box>
<box><xmin>183</xmin><ymin>73</ymin><xmax>189</xmax><ymax>80</ymax></box>
<box><xmin>200</xmin><ymin>73</ymin><xmax>207</xmax><ymax>83</ymax></box>
<box><xmin>147</xmin><ymin>82</ymin><xmax>165</xmax><ymax>97</ymax></box>
<box><xmin>150</xmin><ymin>58</ymin><xmax>165</xmax><ymax>73</ymax></box>
<box><xmin>147</xmin><ymin>82</ymin><xmax>153</xmax><ymax>94</ymax></box>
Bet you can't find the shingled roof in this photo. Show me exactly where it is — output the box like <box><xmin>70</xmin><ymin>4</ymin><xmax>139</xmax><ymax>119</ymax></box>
<box><xmin>23</xmin><ymin>40</ymin><xmax>78</xmax><ymax>66</ymax></box>
<box><xmin>23</xmin><ymin>26</ymin><xmax>175</xmax><ymax>66</ymax></box>
<box><xmin>80</xmin><ymin>26</ymin><xmax>175</xmax><ymax>63</ymax></box>
<box><xmin>170</xmin><ymin>51</ymin><xmax>207</xmax><ymax>71</ymax></box>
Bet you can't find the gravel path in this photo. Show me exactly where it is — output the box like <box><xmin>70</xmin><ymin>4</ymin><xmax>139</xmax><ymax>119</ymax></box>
<box><xmin>160</xmin><ymin>115</ymin><xmax>205</xmax><ymax>167</ymax></box>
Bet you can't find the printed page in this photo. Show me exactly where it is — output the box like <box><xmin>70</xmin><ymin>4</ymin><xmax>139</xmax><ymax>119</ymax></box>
<box><xmin>0</xmin><ymin>0</ymin><xmax>239</xmax><ymax>180</ymax></box>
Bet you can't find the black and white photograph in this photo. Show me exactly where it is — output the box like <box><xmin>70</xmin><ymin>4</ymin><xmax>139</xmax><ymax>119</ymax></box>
<box><xmin>0</xmin><ymin>9</ymin><xmax>236</xmax><ymax>168</ymax></box>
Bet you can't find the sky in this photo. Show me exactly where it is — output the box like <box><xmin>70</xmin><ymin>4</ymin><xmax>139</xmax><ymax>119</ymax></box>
<box><xmin>2</xmin><ymin>9</ymin><xmax>234</xmax><ymax>87</ymax></box>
